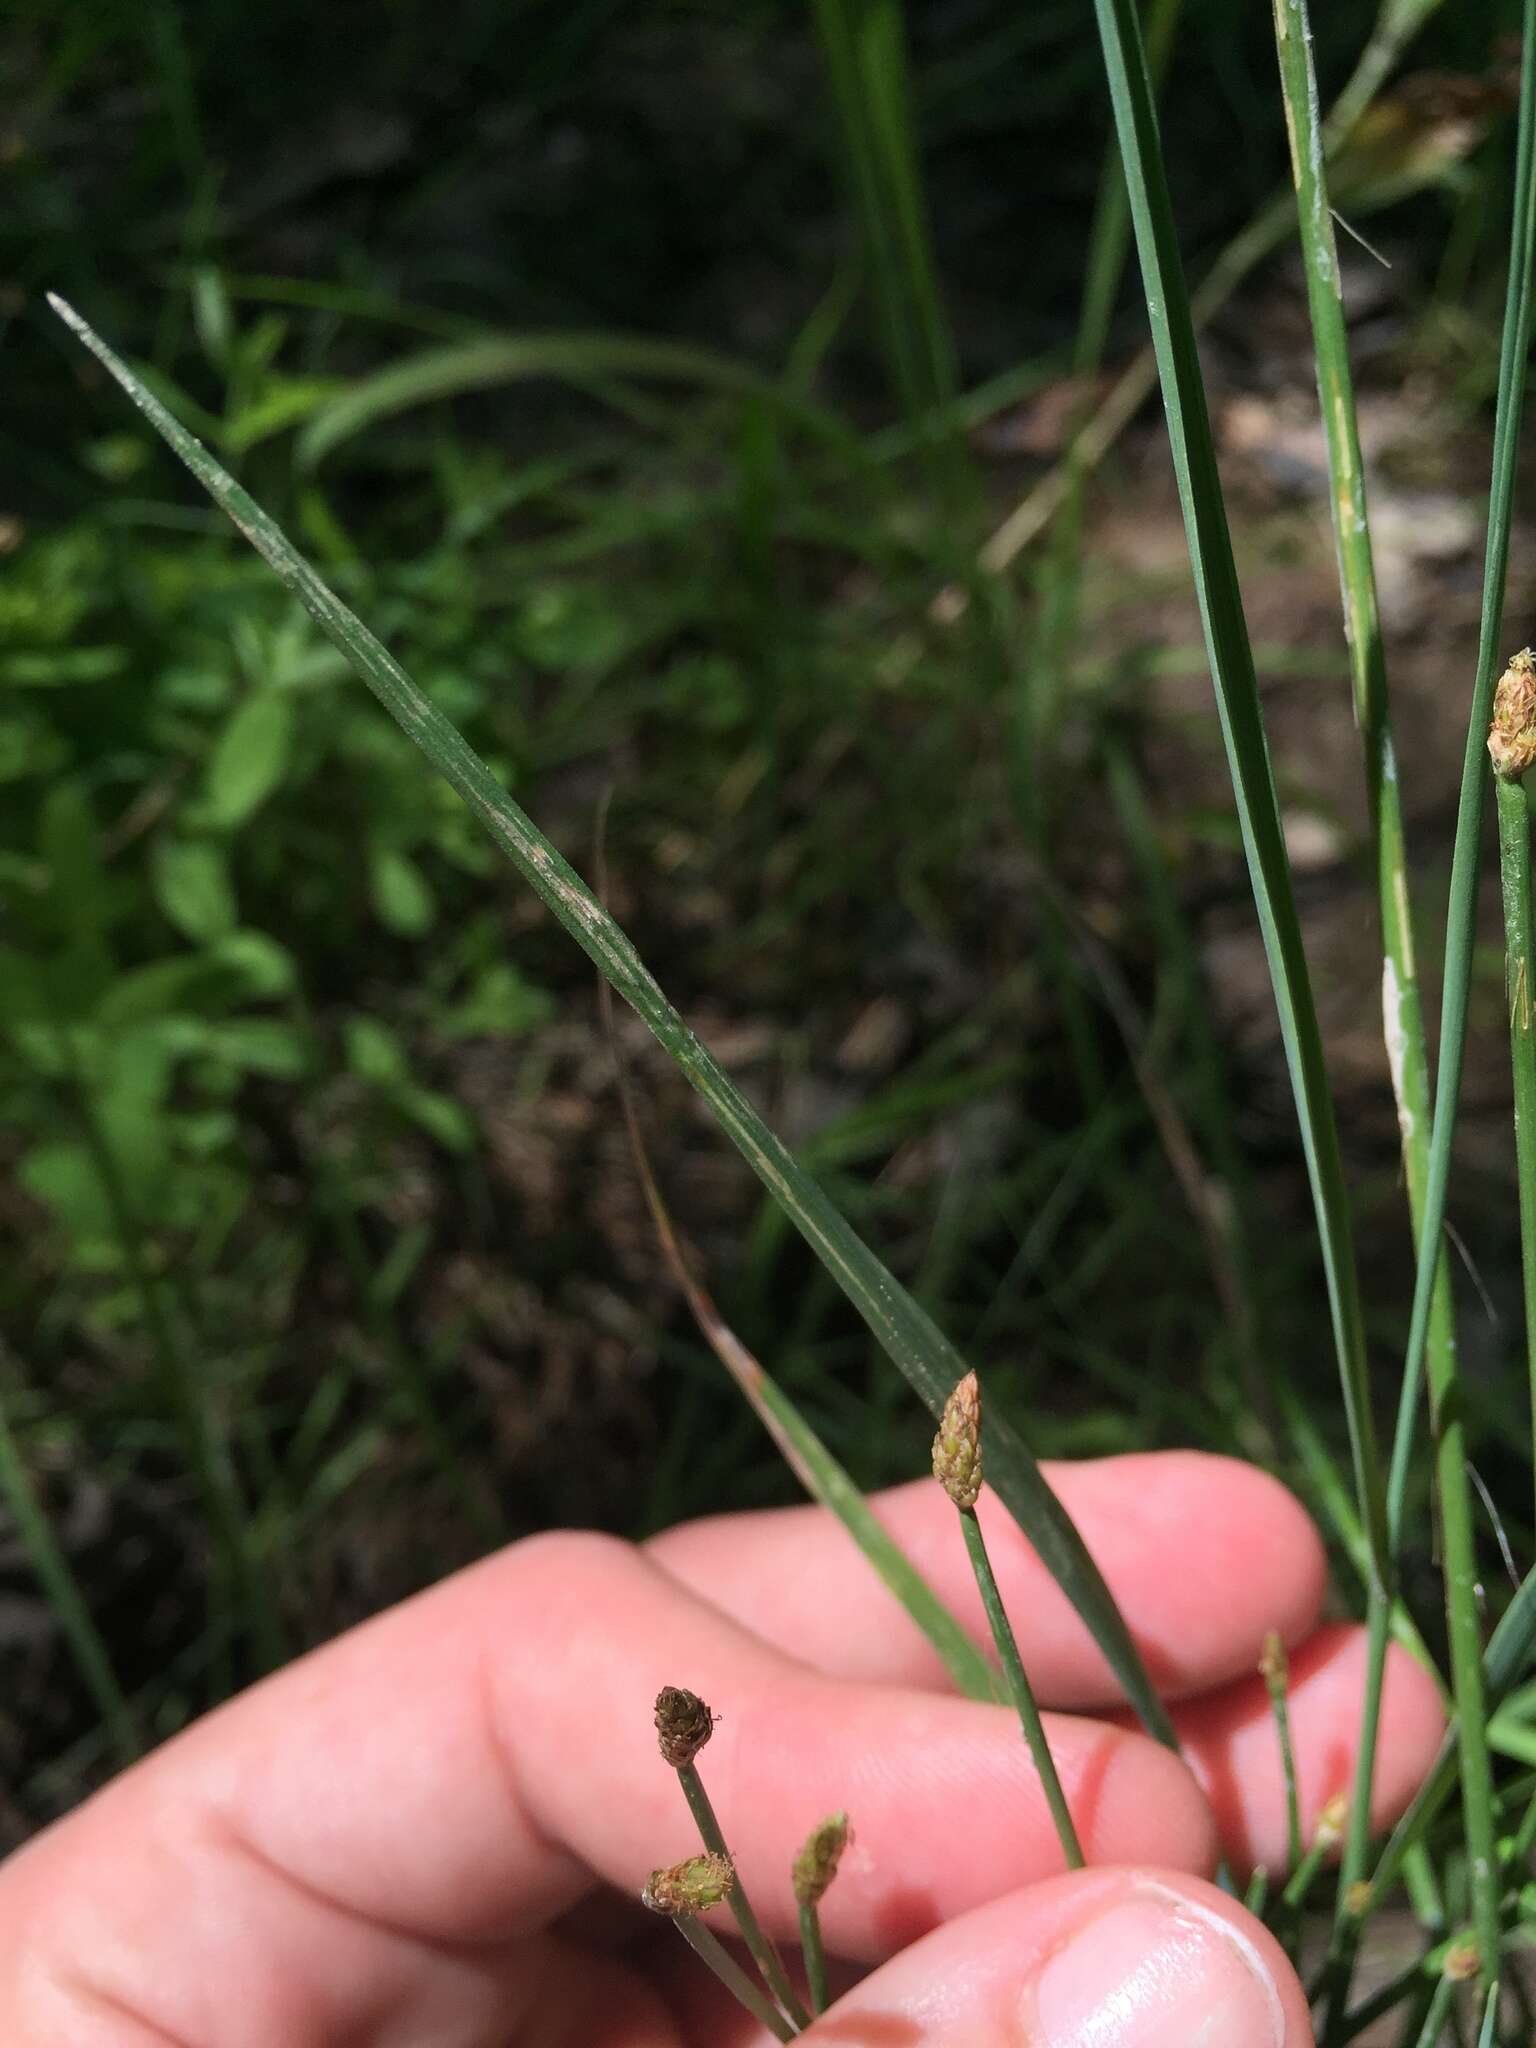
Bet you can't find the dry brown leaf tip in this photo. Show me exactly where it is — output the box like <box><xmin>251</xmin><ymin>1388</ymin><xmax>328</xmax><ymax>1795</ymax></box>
<box><xmin>1488</xmin><ymin>646</ymin><xmax>1536</xmax><ymax>779</ymax></box>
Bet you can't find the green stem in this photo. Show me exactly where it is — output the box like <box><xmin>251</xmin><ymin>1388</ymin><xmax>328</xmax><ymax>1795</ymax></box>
<box><xmin>678</xmin><ymin>1762</ymin><xmax>812</xmax><ymax>2030</ymax></box>
<box><xmin>1406</xmin><ymin>1971</ymin><xmax>1459</xmax><ymax>2048</ymax></box>
<box><xmin>1261</xmin><ymin>1640</ymin><xmax>1302</xmax><ymax>1876</ymax></box>
<box><xmin>673</xmin><ymin>1917</ymin><xmax>797</xmax><ymax>2042</ymax></box>
<box><xmin>799</xmin><ymin>1898</ymin><xmax>831</xmax><ymax>2016</ymax></box>
<box><xmin>1268</xmin><ymin>0</ymin><xmax>1498</xmax><ymax>1995</ymax></box>
<box><xmin>1378</xmin><ymin>0</ymin><xmax>1536</xmax><ymax>1989</ymax></box>
<box><xmin>1496</xmin><ymin>769</ymin><xmax>1536</xmax><ymax>1523</ymax></box>
<box><xmin>960</xmin><ymin>1507</ymin><xmax>1084</xmax><ymax>1868</ymax></box>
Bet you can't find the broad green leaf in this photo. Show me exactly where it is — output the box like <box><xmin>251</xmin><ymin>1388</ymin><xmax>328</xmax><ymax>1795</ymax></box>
<box><xmin>152</xmin><ymin>836</ymin><xmax>238</xmax><ymax>943</ymax></box>
<box><xmin>204</xmin><ymin>690</ymin><xmax>295</xmax><ymax>828</ymax></box>
<box><xmin>50</xmin><ymin>292</ymin><xmax>1178</xmax><ymax>1749</ymax></box>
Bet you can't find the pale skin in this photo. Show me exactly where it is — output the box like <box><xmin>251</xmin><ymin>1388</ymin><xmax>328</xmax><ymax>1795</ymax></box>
<box><xmin>0</xmin><ymin>1451</ymin><xmax>1445</xmax><ymax>2046</ymax></box>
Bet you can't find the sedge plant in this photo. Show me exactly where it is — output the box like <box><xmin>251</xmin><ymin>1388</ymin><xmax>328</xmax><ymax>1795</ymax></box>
<box><xmin>41</xmin><ymin>0</ymin><xmax>1536</xmax><ymax>2031</ymax></box>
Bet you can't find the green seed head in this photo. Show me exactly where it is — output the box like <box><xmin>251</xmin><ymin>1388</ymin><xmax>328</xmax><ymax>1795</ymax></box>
<box><xmin>655</xmin><ymin>1686</ymin><xmax>715</xmax><ymax>1768</ymax></box>
<box><xmin>793</xmin><ymin>1811</ymin><xmax>851</xmax><ymax>1905</ymax></box>
<box><xmin>933</xmin><ymin>1371</ymin><xmax>982</xmax><ymax>1509</ymax></box>
<box><xmin>1488</xmin><ymin>646</ymin><xmax>1536</xmax><ymax>779</ymax></box>
<box><xmin>641</xmin><ymin>1850</ymin><xmax>736</xmax><ymax>1916</ymax></box>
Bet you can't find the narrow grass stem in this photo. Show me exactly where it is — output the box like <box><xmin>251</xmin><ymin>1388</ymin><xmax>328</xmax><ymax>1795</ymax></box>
<box><xmin>672</xmin><ymin>1917</ymin><xmax>797</xmax><ymax>2043</ymax></box>
<box><xmin>1375</xmin><ymin>0</ymin><xmax>1536</xmax><ymax>1993</ymax></box>
<box><xmin>677</xmin><ymin>1762</ymin><xmax>812</xmax><ymax>2030</ymax></box>
<box><xmin>959</xmin><ymin>1507</ymin><xmax>1083</xmax><ymax>1868</ymax></box>
<box><xmin>798</xmin><ymin>1899</ymin><xmax>830</xmax><ymax>2015</ymax></box>
<box><xmin>1281</xmin><ymin>1794</ymin><xmax>1345</xmax><ymax>1913</ymax></box>
<box><xmin>1406</xmin><ymin>1971</ymin><xmax>1460</xmax><ymax>2048</ymax></box>
<box><xmin>1260</xmin><ymin>1632</ymin><xmax>1302</xmax><ymax>1875</ymax></box>
<box><xmin>1091</xmin><ymin>0</ymin><xmax>1388</xmax><ymax>1673</ymax></box>
<box><xmin>1267</xmin><ymin>0</ymin><xmax>1469</xmax><ymax>1986</ymax></box>
<box><xmin>1495</xmin><ymin>768</ymin><xmax>1536</xmax><ymax>1515</ymax></box>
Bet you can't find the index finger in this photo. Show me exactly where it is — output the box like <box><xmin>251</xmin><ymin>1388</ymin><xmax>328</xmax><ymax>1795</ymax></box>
<box><xmin>2</xmin><ymin>1533</ymin><xmax>1216</xmax><ymax>2038</ymax></box>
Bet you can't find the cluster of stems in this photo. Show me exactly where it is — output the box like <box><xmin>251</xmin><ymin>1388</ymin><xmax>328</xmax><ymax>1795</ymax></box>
<box><xmin>647</xmin><ymin>1685</ymin><xmax>845</xmax><ymax>2035</ymax></box>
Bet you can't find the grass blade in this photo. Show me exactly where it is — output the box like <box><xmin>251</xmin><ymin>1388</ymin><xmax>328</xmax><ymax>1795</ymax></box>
<box><xmin>979</xmin><ymin>0</ymin><xmax>1448</xmax><ymax>581</ymax></box>
<box><xmin>596</xmin><ymin>937</ymin><xmax>999</xmax><ymax>1705</ymax></box>
<box><xmin>809</xmin><ymin>0</ymin><xmax>958</xmax><ymax>433</ymax></box>
<box><xmin>1268</xmin><ymin>0</ymin><xmax>1478</xmax><ymax>1978</ymax></box>
<box><xmin>49</xmin><ymin>293</ymin><xmax>1178</xmax><ymax>1749</ymax></box>
<box><xmin>1088</xmin><ymin>0</ymin><xmax>1387</xmax><ymax>1600</ymax></box>
<box><xmin>1371</xmin><ymin>1556</ymin><xmax>1536</xmax><ymax>1905</ymax></box>
<box><xmin>295</xmin><ymin>332</ymin><xmax>859</xmax><ymax>468</ymax></box>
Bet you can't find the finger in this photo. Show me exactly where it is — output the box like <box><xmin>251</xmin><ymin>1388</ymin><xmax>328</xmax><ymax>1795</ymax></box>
<box><xmin>0</xmin><ymin>1531</ymin><xmax>1216</xmax><ymax>2039</ymax></box>
<box><xmin>1167</xmin><ymin>1622</ymin><xmax>1447</xmax><ymax>1874</ymax></box>
<box><xmin>666</xmin><ymin>1870</ymin><xmax>1311</xmax><ymax>2047</ymax></box>
<box><xmin>648</xmin><ymin>1452</ymin><xmax>1328</xmax><ymax>1706</ymax></box>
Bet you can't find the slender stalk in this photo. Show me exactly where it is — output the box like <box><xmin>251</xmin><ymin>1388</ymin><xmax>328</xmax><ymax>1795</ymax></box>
<box><xmin>673</xmin><ymin>1918</ymin><xmax>797</xmax><ymax>2043</ymax></box>
<box><xmin>678</xmin><ymin>1762</ymin><xmax>812</xmax><ymax>2030</ymax></box>
<box><xmin>1260</xmin><ymin>1632</ymin><xmax>1302</xmax><ymax>1875</ymax></box>
<box><xmin>1405</xmin><ymin>1971</ymin><xmax>1459</xmax><ymax>2048</ymax></box>
<box><xmin>933</xmin><ymin>1374</ymin><xmax>1082</xmax><ymax>1869</ymax></box>
<box><xmin>1495</xmin><ymin>765</ymin><xmax>1536</xmax><ymax>1516</ymax></box>
<box><xmin>1281</xmin><ymin>1793</ymin><xmax>1345</xmax><ymax>1913</ymax></box>
<box><xmin>960</xmin><ymin>1509</ymin><xmax>1084</xmax><ymax>1869</ymax></box>
<box><xmin>792</xmin><ymin>1813</ymin><xmax>847</xmax><ymax>2019</ymax></box>
<box><xmin>977</xmin><ymin>0</ymin><xmax>1448</xmax><ymax>583</ymax></box>
<box><xmin>1268</xmin><ymin>0</ymin><xmax>1468</xmax><ymax>1984</ymax></box>
<box><xmin>1090</xmin><ymin>0</ymin><xmax>1389</xmax><ymax>1667</ymax></box>
<box><xmin>1376</xmin><ymin>0</ymin><xmax>1536</xmax><ymax>1995</ymax></box>
<box><xmin>798</xmin><ymin>1900</ymin><xmax>830</xmax><ymax>2015</ymax></box>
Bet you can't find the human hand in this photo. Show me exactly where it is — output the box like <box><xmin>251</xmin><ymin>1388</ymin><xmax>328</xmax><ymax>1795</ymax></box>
<box><xmin>0</xmin><ymin>1451</ymin><xmax>1443</xmax><ymax>2045</ymax></box>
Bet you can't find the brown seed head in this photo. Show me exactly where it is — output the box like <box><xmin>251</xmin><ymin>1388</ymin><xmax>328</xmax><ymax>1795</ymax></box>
<box><xmin>1258</xmin><ymin>1630</ymin><xmax>1288</xmax><ymax>1693</ymax></box>
<box><xmin>641</xmin><ymin>1850</ymin><xmax>736</xmax><ymax>1917</ymax></box>
<box><xmin>1488</xmin><ymin>646</ymin><xmax>1536</xmax><ymax>779</ymax></box>
<box><xmin>793</xmin><ymin>1812</ymin><xmax>851</xmax><ymax>1906</ymax></box>
<box><xmin>655</xmin><ymin>1686</ymin><xmax>715</xmax><ymax>1768</ymax></box>
<box><xmin>1443</xmin><ymin>1938</ymin><xmax>1481</xmax><ymax>1982</ymax></box>
<box><xmin>933</xmin><ymin>1372</ymin><xmax>982</xmax><ymax>1509</ymax></box>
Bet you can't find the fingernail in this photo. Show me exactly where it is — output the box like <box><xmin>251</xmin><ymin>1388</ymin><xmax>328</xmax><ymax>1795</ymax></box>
<box><xmin>1025</xmin><ymin>1883</ymin><xmax>1286</xmax><ymax>2047</ymax></box>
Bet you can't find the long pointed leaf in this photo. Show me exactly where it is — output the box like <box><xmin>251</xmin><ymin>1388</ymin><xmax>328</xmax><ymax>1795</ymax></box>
<box><xmin>50</xmin><ymin>293</ymin><xmax>1177</xmax><ymax>1748</ymax></box>
<box><xmin>1087</xmin><ymin>4</ymin><xmax>1385</xmax><ymax>1580</ymax></box>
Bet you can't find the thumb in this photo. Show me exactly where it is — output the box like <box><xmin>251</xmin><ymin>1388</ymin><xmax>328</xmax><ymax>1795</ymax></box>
<box><xmin>807</xmin><ymin>1868</ymin><xmax>1309</xmax><ymax>2046</ymax></box>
